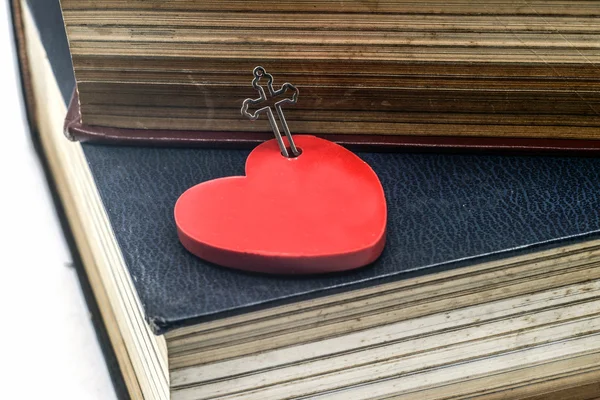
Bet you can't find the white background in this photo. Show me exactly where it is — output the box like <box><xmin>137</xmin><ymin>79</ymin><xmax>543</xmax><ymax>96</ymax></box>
<box><xmin>0</xmin><ymin>3</ymin><xmax>116</xmax><ymax>399</ymax></box>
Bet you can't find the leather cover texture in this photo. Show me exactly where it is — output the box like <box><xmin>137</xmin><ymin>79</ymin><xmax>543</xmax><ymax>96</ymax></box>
<box><xmin>32</xmin><ymin>0</ymin><xmax>600</xmax><ymax>334</ymax></box>
<box><xmin>82</xmin><ymin>143</ymin><xmax>600</xmax><ymax>334</ymax></box>
<box><xmin>26</xmin><ymin>0</ymin><xmax>74</xmax><ymax>105</ymax></box>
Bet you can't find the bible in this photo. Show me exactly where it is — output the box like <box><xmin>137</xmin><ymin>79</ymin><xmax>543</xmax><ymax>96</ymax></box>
<box><xmin>60</xmin><ymin>0</ymin><xmax>600</xmax><ymax>151</ymax></box>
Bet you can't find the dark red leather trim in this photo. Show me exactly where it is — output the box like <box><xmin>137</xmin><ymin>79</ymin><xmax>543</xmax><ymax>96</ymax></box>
<box><xmin>65</xmin><ymin>91</ymin><xmax>600</xmax><ymax>155</ymax></box>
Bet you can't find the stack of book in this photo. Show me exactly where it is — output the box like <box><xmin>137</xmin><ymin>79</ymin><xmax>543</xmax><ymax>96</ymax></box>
<box><xmin>13</xmin><ymin>0</ymin><xmax>600</xmax><ymax>398</ymax></box>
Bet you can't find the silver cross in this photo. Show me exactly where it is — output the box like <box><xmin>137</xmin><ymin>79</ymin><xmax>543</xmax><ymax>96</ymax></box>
<box><xmin>241</xmin><ymin>66</ymin><xmax>300</xmax><ymax>157</ymax></box>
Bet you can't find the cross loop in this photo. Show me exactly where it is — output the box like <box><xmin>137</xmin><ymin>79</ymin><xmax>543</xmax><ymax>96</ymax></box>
<box><xmin>241</xmin><ymin>66</ymin><xmax>300</xmax><ymax>157</ymax></box>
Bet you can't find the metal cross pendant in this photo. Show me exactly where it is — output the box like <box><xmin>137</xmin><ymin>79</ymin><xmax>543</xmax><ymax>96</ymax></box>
<box><xmin>241</xmin><ymin>66</ymin><xmax>301</xmax><ymax>158</ymax></box>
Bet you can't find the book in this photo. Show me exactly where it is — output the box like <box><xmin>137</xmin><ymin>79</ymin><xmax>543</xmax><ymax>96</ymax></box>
<box><xmin>58</xmin><ymin>0</ymin><xmax>600</xmax><ymax>149</ymax></box>
<box><xmin>17</xmin><ymin>0</ymin><xmax>600</xmax><ymax>398</ymax></box>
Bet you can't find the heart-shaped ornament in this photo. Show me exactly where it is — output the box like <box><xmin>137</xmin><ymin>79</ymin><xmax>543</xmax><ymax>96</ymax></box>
<box><xmin>175</xmin><ymin>135</ymin><xmax>387</xmax><ymax>274</ymax></box>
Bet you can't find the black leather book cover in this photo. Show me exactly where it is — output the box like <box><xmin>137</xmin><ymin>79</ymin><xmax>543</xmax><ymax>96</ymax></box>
<box><xmin>28</xmin><ymin>0</ymin><xmax>600</xmax><ymax>335</ymax></box>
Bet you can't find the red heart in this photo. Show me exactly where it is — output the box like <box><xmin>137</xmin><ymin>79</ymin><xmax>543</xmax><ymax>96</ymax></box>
<box><xmin>175</xmin><ymin>135</ymin><xmax>387</xmax><ymax>274</ymax></box>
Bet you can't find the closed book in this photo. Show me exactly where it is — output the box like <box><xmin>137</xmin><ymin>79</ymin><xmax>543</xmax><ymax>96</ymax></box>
<box><xmin>16</xmin><ymin>0</ymin><xmax>600</xmax><ymax>398</ymax></box>
<box><xmin>58</xmin><ymin>0</ymin><xmax>600</xmax><ymax>151</ymax></box>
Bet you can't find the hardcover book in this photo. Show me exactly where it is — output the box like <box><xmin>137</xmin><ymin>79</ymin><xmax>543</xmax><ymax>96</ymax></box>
<box><xmin>58</xmin><ymin>0</ymin><xmax>600</xmax><ymax>151</ymax></box>
<box><xmin>15</xmin><ymin>0</ymin><xmax>600</xmax><ymax>398</ymax></box>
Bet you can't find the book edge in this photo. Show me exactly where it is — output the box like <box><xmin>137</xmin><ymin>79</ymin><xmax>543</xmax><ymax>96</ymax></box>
<box><xmin>13</xmin><ymin>2</ymin><xmax>132</xmax><ymax>398</ymax></box>
<box><xmin>65</xmin><ymin>92</ymin><xmax>600</xmax><ymax>155</ymax></box>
